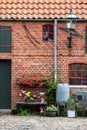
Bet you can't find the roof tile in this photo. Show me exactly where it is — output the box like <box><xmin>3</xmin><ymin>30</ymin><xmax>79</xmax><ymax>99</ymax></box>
<box><xmin>0</xmin><ymin>0</ymin><xmax>87</xmax><ymax>19</ymax></box>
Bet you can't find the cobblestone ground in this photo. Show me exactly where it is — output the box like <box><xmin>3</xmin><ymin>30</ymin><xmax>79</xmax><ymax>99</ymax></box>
<box><xmin>0</xmin><ymin>114</ymin><xmax>87</xmax><ymax>130</ymax></box>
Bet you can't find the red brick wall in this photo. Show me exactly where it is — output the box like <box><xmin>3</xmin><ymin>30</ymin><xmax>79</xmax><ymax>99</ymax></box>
<box><xmin>12</xmin><ymin>21</ymin><xmax>54</xmax><ymax>107</ymax></box>
<box><xmin>57</xmin><ymin>22</ymin><xmax>87</xmax><ymax>83</ymax></box>
<box><xmin>0</xmin><ymin>21</ymin><xmax>87</xmax><ymax>108</ymax></box>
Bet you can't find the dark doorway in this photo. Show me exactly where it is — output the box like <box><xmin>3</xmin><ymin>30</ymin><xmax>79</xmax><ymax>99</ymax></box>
<box><xmin>0</xmin><ymin>60</ymin><xmax>11</xmax><ymax>109</ymax></box>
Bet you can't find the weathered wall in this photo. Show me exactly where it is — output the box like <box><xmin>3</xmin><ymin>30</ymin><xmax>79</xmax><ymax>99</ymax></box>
<box><xmin>0</xmin><ymin>21</ymin><xmax>87</xmax><ymax>108</ymax></box>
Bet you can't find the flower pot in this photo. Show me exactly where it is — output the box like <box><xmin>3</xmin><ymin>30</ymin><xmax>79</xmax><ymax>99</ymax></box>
<box><xmin>67</xmin><ymin>110</ymin><xmax>75</xmax><ymax>117</ymax></box>
<box><xmin>24</xmin><ymin>96</ymin><xmax>28</xmax><ymax>102</ymax></box>
<box><xmin>46</xmin><ymin>111</ymin><xmax>57</xmax><ymax>117</ymax></box>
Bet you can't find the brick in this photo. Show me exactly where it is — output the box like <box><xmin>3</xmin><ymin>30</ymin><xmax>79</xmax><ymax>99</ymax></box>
<box><xmin>0</xmin><ymin>21</ymin><xmax>87</xmax><ymax>107</ymax></box>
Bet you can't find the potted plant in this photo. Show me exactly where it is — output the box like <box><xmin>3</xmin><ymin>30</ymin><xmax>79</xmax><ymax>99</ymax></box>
<box><xmin>46</xmin><ymin>104</ymin><xmax>59</xmax><ymax>117</ymax></box>
<box><xmin>67</xmin><ymin>98</ymin><xmax>76</xmax><ymax>117</ymax></box>
<box><xmin>23</xmin><ymin>91</ymin><xmax>35</xmax><ymax>102</ymax></box>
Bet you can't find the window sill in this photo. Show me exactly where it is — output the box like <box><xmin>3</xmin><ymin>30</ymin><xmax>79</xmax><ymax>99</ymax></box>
<box><xmin>69</xmin><ymin>85</ymin><xmax>87</xmax><ymax>88</ymax></box>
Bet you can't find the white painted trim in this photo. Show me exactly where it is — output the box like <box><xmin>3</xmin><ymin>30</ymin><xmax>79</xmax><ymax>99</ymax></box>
<box><xmin>69</xmin><ymin>85</ymin><xmax>87</xmax><ymax>88</ymax></box>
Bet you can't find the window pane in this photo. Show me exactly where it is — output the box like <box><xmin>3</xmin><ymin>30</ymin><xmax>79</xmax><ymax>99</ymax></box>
<box><xmin>49</xmin><ymin>26</ymin><xmax>53</xmax><ymax>32</ymax></box>
<box><xmin>69</xmin><ymin>79</ymin><xmax>74</xmax><ymax>85</ymax></box>
<box><xmin>82</xmin><ymin>64</ymin><xmax>87</xmax><ymax>70</ymax></box>
<box><xmin>70</xmin><ymin>64</ymin><xmax>74</xmax><ymax>70</ymax></box>
<box><xmin>70</xmin><ymin>72</ymin><xmax>75</xmax><ymax>77</ymax></box>
<box><xmin>76</xmin><ymin>79</ymin><xmax>81</xmax><ymax>85</ymax></box>
<box><xmin>82</xmin><ymin>79</ymin><xmax>87</xmax><ymax>85</ymax></box>
<box><xmin>49</xmin><ymin>34</ymin><xmax>53</xmax><ymax>40</ymax></box>
<box><xmin>69</xmin><ymin>63</ymin><xmax>87</xmax><ymax>85</ymax></box>
<box><xmin>76</xmin><ymin>72</ymin><xmax>81</xmax><ymax>77</ymax></box>
<box><xmin>76</xmin><ymin>64</ymin><xmax>80</xmax><ymax>70</ymax></box>
<box><xmin>43</xmin><ymin>32</ymin><xmax>48</xmax><ymax>40</ymax></box>
<box><xmin>43</xmin><ymin>26</ymin><xmax>48</xmax><ymax>32</ymax></box>
<box><xmin>43</xmin><ymin>25</ymin><xmax>53</xmax><ymax>41</ymax></box>
<box><xmin>82</xmin><ymin>72</ymin><xmax>87</xmax><ymax>77</ymax></box>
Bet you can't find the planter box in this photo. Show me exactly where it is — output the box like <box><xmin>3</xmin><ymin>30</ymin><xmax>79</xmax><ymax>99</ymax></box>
<box><xmin>67</xmin><ymin>110</ymin><xmax>75</xmax><ymax>117</ymax></box>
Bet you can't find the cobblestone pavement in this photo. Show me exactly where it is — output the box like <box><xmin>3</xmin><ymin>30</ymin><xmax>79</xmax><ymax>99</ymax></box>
<box><xmin>0</xmin><ymin>114</ymin><xmax>87</xmax><ymax>130</ymax></box>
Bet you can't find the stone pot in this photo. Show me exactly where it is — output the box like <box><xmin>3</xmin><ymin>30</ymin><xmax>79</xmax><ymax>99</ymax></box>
<box><xmin>46</xmin><ymin>111</ymin><xmax>57</xmax><ymax>117</ymax></box>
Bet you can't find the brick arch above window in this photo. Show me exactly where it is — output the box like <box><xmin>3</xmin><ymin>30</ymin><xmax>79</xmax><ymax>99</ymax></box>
<box><xmin>69</xmin><ymin>63</ymin><xmax>87</xmax><ymax>85</ymax></box>
<box><xmin>43</xmin><ymin>24</ymin><xmax>54</xmax><ymax>41</ymax></box>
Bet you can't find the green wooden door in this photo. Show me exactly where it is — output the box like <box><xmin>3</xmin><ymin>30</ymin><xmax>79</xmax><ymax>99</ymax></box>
<box><xmin>0</xmin><ymin>60</ymin><xmax>11</xmax><ymax>109</ymax></box>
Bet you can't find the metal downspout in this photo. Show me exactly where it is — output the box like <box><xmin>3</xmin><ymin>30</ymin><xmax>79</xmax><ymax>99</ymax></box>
<box><xmin>54</xmin><ymin>19</ymin><xmax>57</xmax><ymax>82</ymax></box>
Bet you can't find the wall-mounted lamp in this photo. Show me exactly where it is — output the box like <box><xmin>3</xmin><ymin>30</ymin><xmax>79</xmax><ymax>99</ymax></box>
<box><xmin>66</xmin><ymin>9</ymin><xmax>77</xmax><ymax>48</ymax></box>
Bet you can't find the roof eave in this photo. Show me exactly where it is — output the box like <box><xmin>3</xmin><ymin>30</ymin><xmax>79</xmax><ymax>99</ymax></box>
<box><xmin>0</xmin><ymin>18</ymin><xmax>87</xmax><ymax>22</ymax></box>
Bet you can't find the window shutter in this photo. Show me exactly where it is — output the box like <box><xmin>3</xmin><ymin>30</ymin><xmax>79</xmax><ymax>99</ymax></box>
<box><xmin>0</xmin><ymin>26</ymin><xmax>12</xmax><ymax>52</ymax></box>
<box><xmin>85</xmin><ymin>26</ymin><xmax>87</xmax><ymax>53</ymax></box>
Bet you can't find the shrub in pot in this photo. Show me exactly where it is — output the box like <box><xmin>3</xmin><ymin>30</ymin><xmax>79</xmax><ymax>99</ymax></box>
<box><xmin>46</xmin><ymin>104</ymin><xmax>59</xmax><ymax>117</ymax></box>
<box><xmin>67</xmin><ymin>98</ymin><xmax>76</xmax><ymax>117</ymax></box>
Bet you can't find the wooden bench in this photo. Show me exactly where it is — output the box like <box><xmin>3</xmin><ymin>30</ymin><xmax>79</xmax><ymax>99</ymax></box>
<box><xmin>16</xmin><ymin>101</ymin><xmax>47</xmax><ymax>114</ymax></box>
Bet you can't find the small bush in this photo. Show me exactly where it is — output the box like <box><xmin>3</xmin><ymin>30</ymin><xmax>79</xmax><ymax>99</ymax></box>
<box><xmin>19</xmin><ymin>108</ymin><xmax>31</xmax><ymax>116</ymax></box>
<box><xmin>46</xmin><ymin>104</ymin><xmax>58</xmax><ymax>111</ymax></box>
<box><xmin>60</xmin><ymin>111</ymin><xmax>67</xmax><ymax>117</ymax></box>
